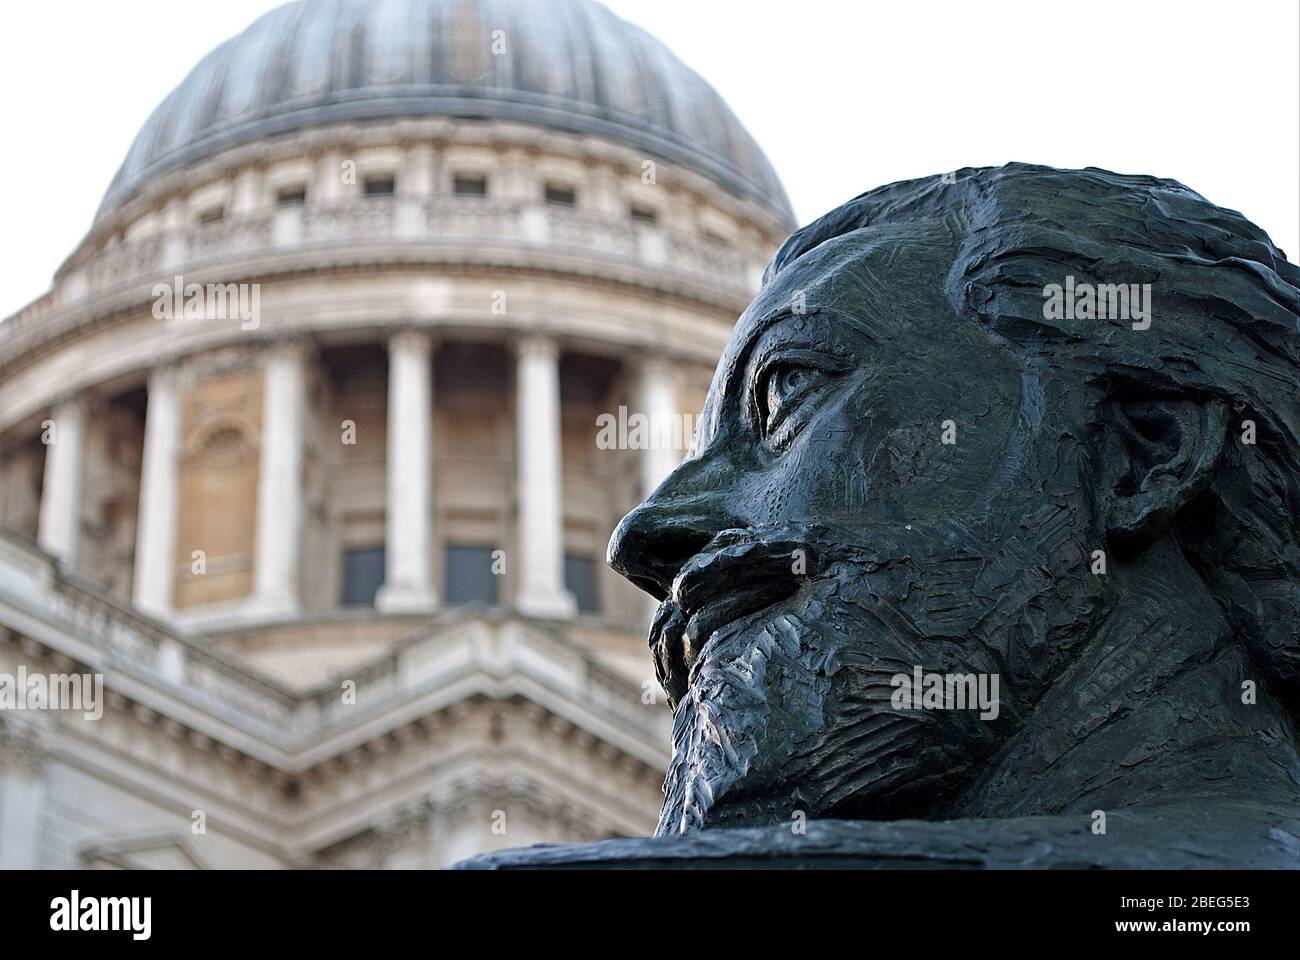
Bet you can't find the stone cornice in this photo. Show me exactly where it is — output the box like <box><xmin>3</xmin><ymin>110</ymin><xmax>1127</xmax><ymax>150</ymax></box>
<box><xmin>0</xmin><ymin>225</ymin><xmax>753</xmax><ymax>382</ymax></box>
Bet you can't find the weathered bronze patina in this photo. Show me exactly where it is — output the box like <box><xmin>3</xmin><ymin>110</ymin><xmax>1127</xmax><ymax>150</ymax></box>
<box><xmin>464</xmin><ymin>163</ymin><xmax>1300</xmax><ymax>868</ymax></box>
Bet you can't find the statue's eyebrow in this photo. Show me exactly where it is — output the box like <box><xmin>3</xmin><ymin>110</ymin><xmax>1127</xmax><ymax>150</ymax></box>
<box><xmin>719</xmin><ymin>310</ymin><xmax>795</xmax><ymax>403</ymax></box>
<box><xmin>735</xmin><ymin>307</ymin><xmax>869</xmax><ymax>377</ymax></box>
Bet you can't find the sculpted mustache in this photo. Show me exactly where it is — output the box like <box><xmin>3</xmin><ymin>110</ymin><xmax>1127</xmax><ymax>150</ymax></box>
<box><xmin>646</xmin><ymin>519</ymin><xmax>1009</xmax><ymax>711</ymax></box>
<box><xmin>647</xmin><ymin>526</ymin><xmax>830</xmax><ymax>710</ymax></box>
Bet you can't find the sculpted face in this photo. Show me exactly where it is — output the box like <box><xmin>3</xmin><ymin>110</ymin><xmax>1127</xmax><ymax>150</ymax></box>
<box><xmin>463</xmin><ymin>165</ymin><xmax>1300</xmax><ymax>868</ymax></box>
<box><xmin>610</xmin><ymin>221</ymin><xmax>1106</xmax><ymax>834</ymax></box>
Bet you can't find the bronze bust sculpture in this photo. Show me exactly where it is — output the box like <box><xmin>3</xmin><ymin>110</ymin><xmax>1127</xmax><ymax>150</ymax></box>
<box><xmin>464</xmin><ymin>163</ymin><xmax>1300</xmax><ymax>868</ymax></box>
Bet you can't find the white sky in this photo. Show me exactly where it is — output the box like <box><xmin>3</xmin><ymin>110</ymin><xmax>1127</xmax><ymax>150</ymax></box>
<box><xmin>1</xmin><ymin>0</ymin><xmax>1296</xmax><ymax>319</ymax></box>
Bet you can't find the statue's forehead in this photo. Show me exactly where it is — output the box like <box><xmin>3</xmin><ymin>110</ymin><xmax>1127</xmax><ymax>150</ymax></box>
<box><xmin>691</xmin><ymin>227</ymin><xmax>954</xmax><ymax>455</ymax></box>
<box><xmin>731</xmin><ymin>225</ymin><xmax>955</xmax><ymax>352</ymax></box>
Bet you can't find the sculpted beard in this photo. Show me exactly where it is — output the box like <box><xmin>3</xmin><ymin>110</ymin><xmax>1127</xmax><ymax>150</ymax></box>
<box><xmin>651</xmin><ymin>520</ymin><xmax>1088</xmax><ymax>836</ymax></box>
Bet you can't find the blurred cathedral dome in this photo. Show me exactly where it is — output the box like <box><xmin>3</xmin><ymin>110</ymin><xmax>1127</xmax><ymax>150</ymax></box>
<box><xmin>0</xmin><ymin>0</ymin><xmax>792</xmax><ymax>870</ymax></box>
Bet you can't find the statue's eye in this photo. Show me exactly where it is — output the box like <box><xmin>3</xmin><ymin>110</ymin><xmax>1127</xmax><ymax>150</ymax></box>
<box><xmin>760</xmin><ymin>361</ymin><xmax>824</xmax><ymax>437</ymax></box>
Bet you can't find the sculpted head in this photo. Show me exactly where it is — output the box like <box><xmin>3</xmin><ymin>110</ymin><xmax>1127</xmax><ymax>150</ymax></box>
<box><xmin>608</xmin><ymin>163</ymin><xmax>1300</xmax><ymax>835</ymax></box>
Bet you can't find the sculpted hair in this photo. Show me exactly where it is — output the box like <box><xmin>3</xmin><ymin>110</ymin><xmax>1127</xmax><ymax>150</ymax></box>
<box><xmin>766</xmin><ymin>162</ymin><xmax>1300</xmax><ymax>708</ymax></box>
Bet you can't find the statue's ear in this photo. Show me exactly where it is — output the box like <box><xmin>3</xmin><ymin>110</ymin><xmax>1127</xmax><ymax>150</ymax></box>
<box><xmin>1097</xmin><ymin>396</ymin><xmax>1229</xmax><ymax>554</ymax></box>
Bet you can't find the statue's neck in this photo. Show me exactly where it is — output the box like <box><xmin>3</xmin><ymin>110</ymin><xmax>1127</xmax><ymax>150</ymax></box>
<box><xmin>952</xmin><ymin>538</ymin><xmax>1300</xmax><ymax>818</ymax></box>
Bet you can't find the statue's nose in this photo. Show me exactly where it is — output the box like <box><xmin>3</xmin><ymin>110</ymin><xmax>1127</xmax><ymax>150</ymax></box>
<box><xmin>607</xmin><ymin>462</ymin><xmax>741</xmax><ymax>602</ymax></box>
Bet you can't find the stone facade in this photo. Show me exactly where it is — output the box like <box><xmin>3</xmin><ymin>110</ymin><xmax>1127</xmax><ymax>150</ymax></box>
<box><xmin>0</xmin><ymin>0</ymin><xmax>793</xmax><ymax>868</ymax></box>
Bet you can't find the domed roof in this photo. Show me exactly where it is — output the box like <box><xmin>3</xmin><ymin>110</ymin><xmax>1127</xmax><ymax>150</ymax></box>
<box><xmin>97</xmin><ymin>0</ymin><xmax>793</xmax><ymax>225</ymax></box>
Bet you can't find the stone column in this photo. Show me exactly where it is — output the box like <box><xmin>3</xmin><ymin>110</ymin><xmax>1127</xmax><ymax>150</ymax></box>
<box><xmin>253</xmin><ymin>340</ymin><xmax>308</xmax><ymax>616</ymax></box>
<box><xmin>514</xmin><ymin>335</ymin><xmax>575</xmax><ymax>618</ymax></box>
<box><xmin>376</xmin><ymin>330</ymin><xmax>437</xmax><ymax>613</ymax></box>
<box><xmin>133</xmin><ymin>366</ymin><xmax>181</xmax><ymax>618</ymax></box>
<box><xmin>499</xmin><ymin>147</ymin><xmax>533</xmax><ymax>199</ymax></box>
<box><xmin>317</xmin><ymin>151</ymin><xmax>346</xmax><ymax>202</ymax></box>
<box><xmin>161</xmin><ymin>197</ymin><xmax>188</xmax><ymax>268</ymax></box>
<box><xmin>231</xmin><ymin>167</ymin><xmax>263</xmax><ymax>214</ymax></box>
<box><xmin>588</xmin><ymin>164</ymin><xmax>624</xmax><ymax>215</ymax></box>
<box><xmin>37</xmin><ymin>396</ymin><xmax>86</xmax><ymax>566</ymax></box>
<box><xmin>397</xmin><ymin>144</ymin><xmax>434</xmax><ymax>238</ymax></box>
<box><xmin>637</xmin><ymin>356</ymin><xmax>683</xmax><ymax>497</ymax></box>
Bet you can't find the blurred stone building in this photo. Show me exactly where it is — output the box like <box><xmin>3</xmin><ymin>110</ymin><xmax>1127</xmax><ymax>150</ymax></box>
<box><xmin>0</xmin><ymin>0</ymin><xmax>792</xmax><ymax>867</ymax></box>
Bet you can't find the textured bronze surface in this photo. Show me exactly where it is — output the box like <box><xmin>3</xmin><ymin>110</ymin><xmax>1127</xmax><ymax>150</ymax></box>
<box><xmin>463</xmin><ymin>163</ymin><xmax>1300</xmax><ymax>868</ymax></box>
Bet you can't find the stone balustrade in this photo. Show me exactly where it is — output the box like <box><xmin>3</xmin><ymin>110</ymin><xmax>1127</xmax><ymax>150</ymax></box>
<box><xmin>0</xmin><ymin>529</ymin><xmax>667</xmax><ymax>764</ymax></box>
<box><xmin>0</xmin><ymin>195</ymin><xmax>763</xmax><ymax>367</ymax></box>
<box><xmin>4</xmin><ymin>196</ymin><xmax>757</xmax><ymax>338</ymax></box>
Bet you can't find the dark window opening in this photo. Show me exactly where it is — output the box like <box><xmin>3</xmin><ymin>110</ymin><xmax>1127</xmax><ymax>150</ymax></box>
<box><xmin>564</xmin><ymin>553</ymin><xmax>600</xmax><ymax>615</ymax></box>
<box><xmin>276</xmin><ymin>185</ymin><xmax>307</xmax><ymax>206</ymax></box>
<box><xmin>629</xmin><ymin>204</ymin><xmax>658</xmax><ymax>223</ymax></box>
<box><xmin>545</xmin><ymin>183</ymin><xmax>577</xmax><ymax>206</ymax></box>
<box><xmin>445</xmin><ymin>544</ymin><xmax>499</xmax><ymax>606</ymax></box>
<box><xmin>363</xmin><ymin>175</ymin><xmax>395</xmax><ymax>196</ymax></box>
<box><xmin>341</xmin><ymin>546</ymin><xmax>385</xmax><ymax>607</ymax></box>
<box><xmin>197</xmin><ymin>206</ymin><xmax>224</xmax><ymax>224</ymax></box>
<box><xmin>452</xmin><ymin>174</ymin><xmax>488</xmax><ymax>197</ymax></box>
